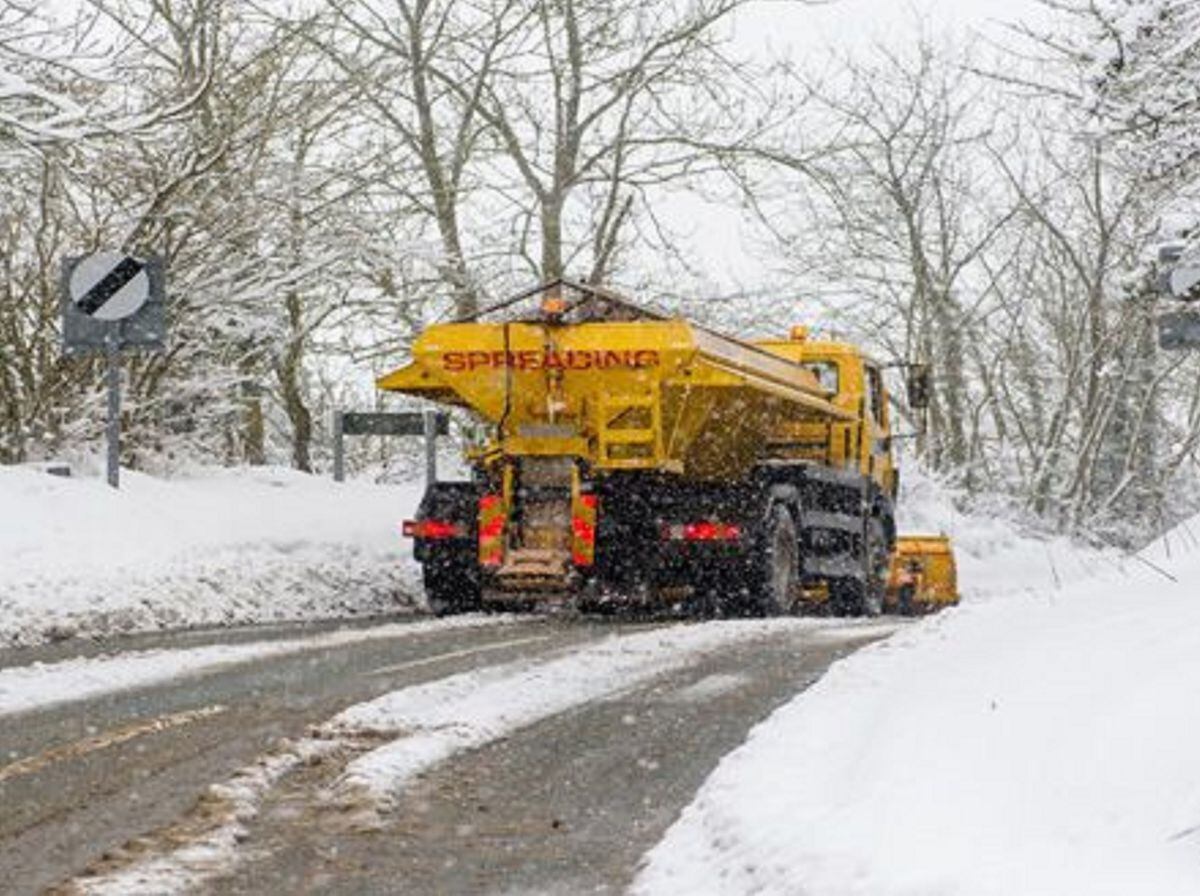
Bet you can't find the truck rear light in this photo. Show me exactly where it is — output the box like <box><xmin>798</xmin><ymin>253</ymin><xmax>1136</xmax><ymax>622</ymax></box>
<box><xmin>478</xmin><ymin>493</ymin><xmax>506</xmax><ymax>566</ymax></box>
<box><xmin>402</xmin><ymin>519</ymin><xmax>463</xmax><ymax>539</ymax></box>
<box><xmin>663</xmin><ymin>521</ymin><xmax>743</xmax><ymax>542</ymax></box>
<box><xmin>479</xmin><ymin>516</ymin><xmax>505</xmax><ymax>538</ymax></box>
<box><xmin>571</xmin><ymin>494</ymin><xmax>598</xmax><ymax>566</ymax></box>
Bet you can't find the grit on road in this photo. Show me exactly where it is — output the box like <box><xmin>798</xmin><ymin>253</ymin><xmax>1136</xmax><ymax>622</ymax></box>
<box><xmin>0</xmin><ymin>612</ymin><xmax>902</xmax><ymax>895</ymax></box>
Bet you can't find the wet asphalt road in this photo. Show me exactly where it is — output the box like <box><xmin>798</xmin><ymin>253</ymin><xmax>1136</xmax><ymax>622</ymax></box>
<box><xmin>0</xmin><ymin>613</ymin><xmax>898</xmax><ymax>895</ymax></box>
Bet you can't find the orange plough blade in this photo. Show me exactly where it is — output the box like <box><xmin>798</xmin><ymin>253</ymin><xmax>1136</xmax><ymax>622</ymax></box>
<box><xmin>885</xmin><ymin>535</ymin><xmax>958</xmax><ymax>614</ymax></box>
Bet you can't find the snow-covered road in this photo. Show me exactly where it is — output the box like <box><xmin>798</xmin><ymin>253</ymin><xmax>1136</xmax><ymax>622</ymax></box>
<box><xmin>0</xmin><ymin>615</ymin><xmax>895</xmax><ymax>895</ymax></box>
<box><xmin>6</xmin><ymin>464</ymin><xmax>1197</xmax><ymax>895</ymax></box>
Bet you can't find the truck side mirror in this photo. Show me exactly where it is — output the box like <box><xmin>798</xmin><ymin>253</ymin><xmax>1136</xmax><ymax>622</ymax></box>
<box><xmin>907</xmin><ymin>364</ymin><xmax>931</xmax><ymax>410</ymax></box>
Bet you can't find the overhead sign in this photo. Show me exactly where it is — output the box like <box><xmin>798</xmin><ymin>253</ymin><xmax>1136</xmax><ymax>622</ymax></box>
<box><xmin>1158</xmin><ymin>310</ymin><xmax>1200</xmax><ymax>350</ymax></box>
<box><xmin>61</xmin><ymin>253</ymin><xmax>166</xmax><ymax>355</ymax></box>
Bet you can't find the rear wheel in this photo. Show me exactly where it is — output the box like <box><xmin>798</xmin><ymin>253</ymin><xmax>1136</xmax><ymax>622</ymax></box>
<box><xmin>423</xmin><ymin>563</ymin><xmax>481</xmax><ymax>616</ymax></box>
<box><xmin>748</xmin><ymin>505</ymin><xmax>798</xmax><ymax>616</ymax></box>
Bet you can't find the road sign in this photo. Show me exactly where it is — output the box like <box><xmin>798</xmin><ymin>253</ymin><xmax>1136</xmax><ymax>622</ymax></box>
<box><xmin>341</xmin><ymin>412</ymin><xmax>449</xmax><ymax>437</ymax></box>
<box><xmin>333</xmin><ymin>411</ymin><xmax>450</xmax><ymax>483</ymax></box>
<box><xmin>61</xmin><ymin>254</ymin><xmax>166</xmax><ymax>355</ymax></box>
<box><xmin>1168</xmin><ymin>265</ymin><xmax>1200</xmax><ymax>301</ymax></box>
<box><xmin>69</xmin><ymin>252</ymin><xmax>151</xmax><ymax>320</ymax></box>
<box><xmin>60</xmin><ymin>252</ymin><xmax>168</xmax><ymax>488</ymax></box>
<box><xmin>1158</xmin><ymin>309</ymin><xmax>1200</xmax><ymax>350</ymax></box>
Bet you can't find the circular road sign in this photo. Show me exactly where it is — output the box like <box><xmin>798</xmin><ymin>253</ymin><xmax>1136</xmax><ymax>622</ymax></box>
<box><xmin>69</xmin><ymin>252</ymin><xmax>150</xmax><ymax>322</ymax></box>
<box><xmin>1169</xmin><ymin>264</ymin><xmax>1200</xmax><ymax>301</ymax></box>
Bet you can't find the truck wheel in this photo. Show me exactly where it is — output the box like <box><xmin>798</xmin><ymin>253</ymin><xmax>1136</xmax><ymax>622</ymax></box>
<box><xmin>830</xmin><ymin>518</ymin><xmax>886</xmax><ymax>617</ymax></box>
<box><xmin>863</xmin><ymin>516</ymin><xmax>890</xmax><ymax>616</ymax></box>
<box><xmin>423</xmin><ymin>564</ymin><xmax>480</xmax><ymax>617</ymax></box>
<box><xmin>750</xmin><ymin>505</ymin><xmax>798</xmax><ymax>616</ymax></box>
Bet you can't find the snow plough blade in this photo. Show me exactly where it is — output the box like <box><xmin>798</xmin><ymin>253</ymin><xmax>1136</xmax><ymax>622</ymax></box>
<box><xmin>885</xmin><ymin>535</ymin><xmax>958</xmax><ymax>614</ymax></box>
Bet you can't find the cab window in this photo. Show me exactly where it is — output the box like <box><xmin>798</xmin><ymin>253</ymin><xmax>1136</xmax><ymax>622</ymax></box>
<box><xmin>866</xmin><ymin>366</ymin><xmax>885</xmax><ymax>426</ymax></box>
<box><xmin>804</xmin><ymin>361</ymin><xmax>840</xmax><ymax>396</ymax></box>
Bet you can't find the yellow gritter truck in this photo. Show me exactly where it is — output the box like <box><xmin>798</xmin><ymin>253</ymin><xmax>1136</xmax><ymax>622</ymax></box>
<box><xmin>381</xmin><ymin>280</ymin><xmax>952</xmax><ymax>617</ymax></box>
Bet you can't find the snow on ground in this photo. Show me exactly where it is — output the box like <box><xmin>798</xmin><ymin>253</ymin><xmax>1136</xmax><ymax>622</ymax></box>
<box><xmin>0</xmin><ymin>615</ymin><xmax>507</xmax><ymax>717</ymax></box>
<box><xmin>71</xmin><ymin>619</ymin><xmax>855</xmax><ymax>896</ymax></box>
<box><xmin>634</xmin><ymin>497</ymin><xmax>1200</xmax><ymax>895</ymax></box>
<box><xmin>895</xmin><ymin>465</ymin><xmax>1123</xmax><ymax>600</ymax></box>
<box><xmin>327</xmin><ymin>619</ymin><xmax>856</xmax><ymax>813</ymax></box>
<box><xmin>74</xmin><ymin>735</ymin><xmax>343</xmax><ymax>896</ymax></box>
<box><xmin>0</xmin><ymin>465</ymin><xmax>426</xmax><ymax>647</ymax></box>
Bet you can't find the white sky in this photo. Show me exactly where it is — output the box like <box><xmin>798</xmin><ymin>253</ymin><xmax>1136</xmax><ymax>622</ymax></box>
<box><xmin>666</xmin><ymin>0</ymin><xmax>1051</xmax><ymax>298</ymax></box>
<box><xmin>734</xmin><ymin>0</ymin><xmax>1047</xmax><ymax>53</ymax></box>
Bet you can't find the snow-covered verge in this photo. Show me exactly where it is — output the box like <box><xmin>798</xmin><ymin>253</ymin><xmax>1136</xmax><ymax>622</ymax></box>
<box><xmin>895</xmin><ymin>464</ymin><xmax>1123</xmax><ymax>600</ymax></box>
<box><xmin>634</xmin><ymin>507</ymin><xmax>1200</xmax><ymax>895</ymax></box>
<box><xmin>0</xmin><ymin>465</ymin><xmax>425</xmax><ymax>647</ymax></box>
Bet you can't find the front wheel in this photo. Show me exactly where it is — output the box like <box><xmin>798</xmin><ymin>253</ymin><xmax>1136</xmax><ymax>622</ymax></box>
<box><xmin>830</xmin><ymin>517</ymin><xmax>887</xmax><ymax>617</ymax></box>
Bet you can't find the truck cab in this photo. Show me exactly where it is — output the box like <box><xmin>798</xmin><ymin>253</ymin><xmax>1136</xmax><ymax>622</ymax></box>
<box><xmin>757</xmin><ymin>327</ymin><xmax>898</xmax><ymax>502</ymax></box>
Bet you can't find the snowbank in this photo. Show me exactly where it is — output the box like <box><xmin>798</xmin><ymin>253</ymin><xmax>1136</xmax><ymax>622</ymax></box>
<box><xmin>634</xmin><ymin>512</ymin><xmax>1200</xmax><ymax>895</ymax></box>
<box><xmin>0</xmin><ymin>465</ymin><xmax>425</xmax><ymax>647</ymax></box>
<box><xmin>895</xmin><ymin>465</ymin><xmax>1120</xmax><ymax>600</ymax></box>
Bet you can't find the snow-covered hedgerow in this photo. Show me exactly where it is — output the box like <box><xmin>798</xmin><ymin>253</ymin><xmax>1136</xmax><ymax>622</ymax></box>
<box><xmin>0</xmin><ymin>465</ymin><xmax>424</xmax><ymax>647</ymax></box>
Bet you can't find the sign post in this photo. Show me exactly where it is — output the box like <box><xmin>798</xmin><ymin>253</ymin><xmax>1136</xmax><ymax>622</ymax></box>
<box><xmin>62</xmin><ymin>251</ymin><xmax>166</xmax><ymax>488</ymax></box>
<box><xmin>332</xmin><ymin>411</ymin><xmax>346</xmax><ymax>484</ymax></box>
<box><xmin>104</xmin><ymin>330</ymin><xmax>121</xmax><ymax>488</ymax></box>
<box><xmin>423</xmin><ymin>409</ymin><xmax>439</xmax><ymax>484</ymax></box>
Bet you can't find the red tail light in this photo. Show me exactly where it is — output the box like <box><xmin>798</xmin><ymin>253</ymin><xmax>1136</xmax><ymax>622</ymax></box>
<box><xmin>402</xmin><ymin>519</ymin><xmax>464</xmax><ymax>539</ymax></box>
<box><xmin>478</xmin><ymin>494</ymin><xmax>505</xmax><ymax>566</ymax></box>
<box><xmin>571</xmin><ymin>494</ymin><xmax>599</xmax><ymax>566</ymax></box>
<box><xmin>479</xmin><ymin>515</ymin><xmax>505</xmax><ymax>538</ymax></box>
<box><xmin>662</xmin><ymin>521</ymin><xmax>742</xmax><ymax>542</ymax></box>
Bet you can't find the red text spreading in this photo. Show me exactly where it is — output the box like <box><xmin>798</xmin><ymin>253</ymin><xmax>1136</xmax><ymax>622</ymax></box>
<box><xmin>442</xmin><ymin>349</ymin><xmax>660</xmax><ymax>372</ymax></box>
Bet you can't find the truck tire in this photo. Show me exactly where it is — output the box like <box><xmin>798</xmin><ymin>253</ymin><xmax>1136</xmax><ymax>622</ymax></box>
<box><xmin>748</xmin><ymin>504</ymin><xmax>798</xmax><ymax>616</ymax></box>
<box><xmin>423</xmin><ymin>564</ymin><xmax>481</xmax><ymax>616</ymax></box>
<box><xmin>830</xmin><ymin>516</ymin><xmax>887</xmax><ymax>617</ymax></box>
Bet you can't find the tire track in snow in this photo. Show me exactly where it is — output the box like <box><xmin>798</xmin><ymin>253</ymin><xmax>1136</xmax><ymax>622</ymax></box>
<box><xmin>62</xmin><ymin>618</ymin><xmax>823</xmax><ymax>895</ymax></box>
<box><xmin>0</xmin><ymin>614</ymin><xmax>511</xmax><ymax>717</ymax></box>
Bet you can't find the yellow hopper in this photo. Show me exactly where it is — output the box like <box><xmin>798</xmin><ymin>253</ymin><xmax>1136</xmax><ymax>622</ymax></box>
<box><xmin>377</xmin><ymin>317</ymin><xmax>854</xmax><ymax>481</ymax></box>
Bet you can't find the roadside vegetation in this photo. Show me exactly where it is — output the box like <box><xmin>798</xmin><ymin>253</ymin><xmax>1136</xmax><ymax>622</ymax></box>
<box><xmin>2</xmin><ymin>0</ymin><xmax>1198</xmax><ymax>547</ymax></box>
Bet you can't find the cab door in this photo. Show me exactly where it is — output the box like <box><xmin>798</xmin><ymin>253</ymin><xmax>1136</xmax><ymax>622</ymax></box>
<box><xmin>863</xmin><ymin>364</ymin><xmax>894</xmax><ymax>492</ymax></box>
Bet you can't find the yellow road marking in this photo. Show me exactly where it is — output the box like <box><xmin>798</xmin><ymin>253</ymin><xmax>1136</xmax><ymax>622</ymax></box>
<box><xmin>367</xmin><ymin>635</ymin><xmax>552</xmax><ymax>677</ymax></box>
<box><xmin>0</xmin><ymin>704</ymin><xmax>227</xmax><ymax>784</ymax></box>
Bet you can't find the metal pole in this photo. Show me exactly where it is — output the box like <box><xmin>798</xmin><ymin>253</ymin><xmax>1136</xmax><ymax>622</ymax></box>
<box><xmin>333</xmin><ymin>411</ymin><xmax>345</xmax><ymax>483</ymax></box>
<box><xmin>423</xmin><ymin>409</ymin><xmax>438</xmax><ymax>485</ymax></box>
<box><xmin>104</xmin><ymin>326</ymin><xmax>121</xmax><ymax>489</ymax></box>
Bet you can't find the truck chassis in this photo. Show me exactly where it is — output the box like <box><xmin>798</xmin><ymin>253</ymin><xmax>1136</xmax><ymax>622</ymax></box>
<box><xmin>409</xmin><ymin>459</ymin><xmax>894</xmax><ymax>618</ymax></box>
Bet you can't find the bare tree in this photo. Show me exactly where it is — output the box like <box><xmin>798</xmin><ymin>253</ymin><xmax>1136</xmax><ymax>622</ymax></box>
<box><xmin>303</xmin><ymin>0</ymin><xmax>784</xmax><ymax>313</ymax></box>
<box><xmin>753</xmin><ymin>42</ymin><xmax>1017</xmax><ymax>474</ymax></box>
